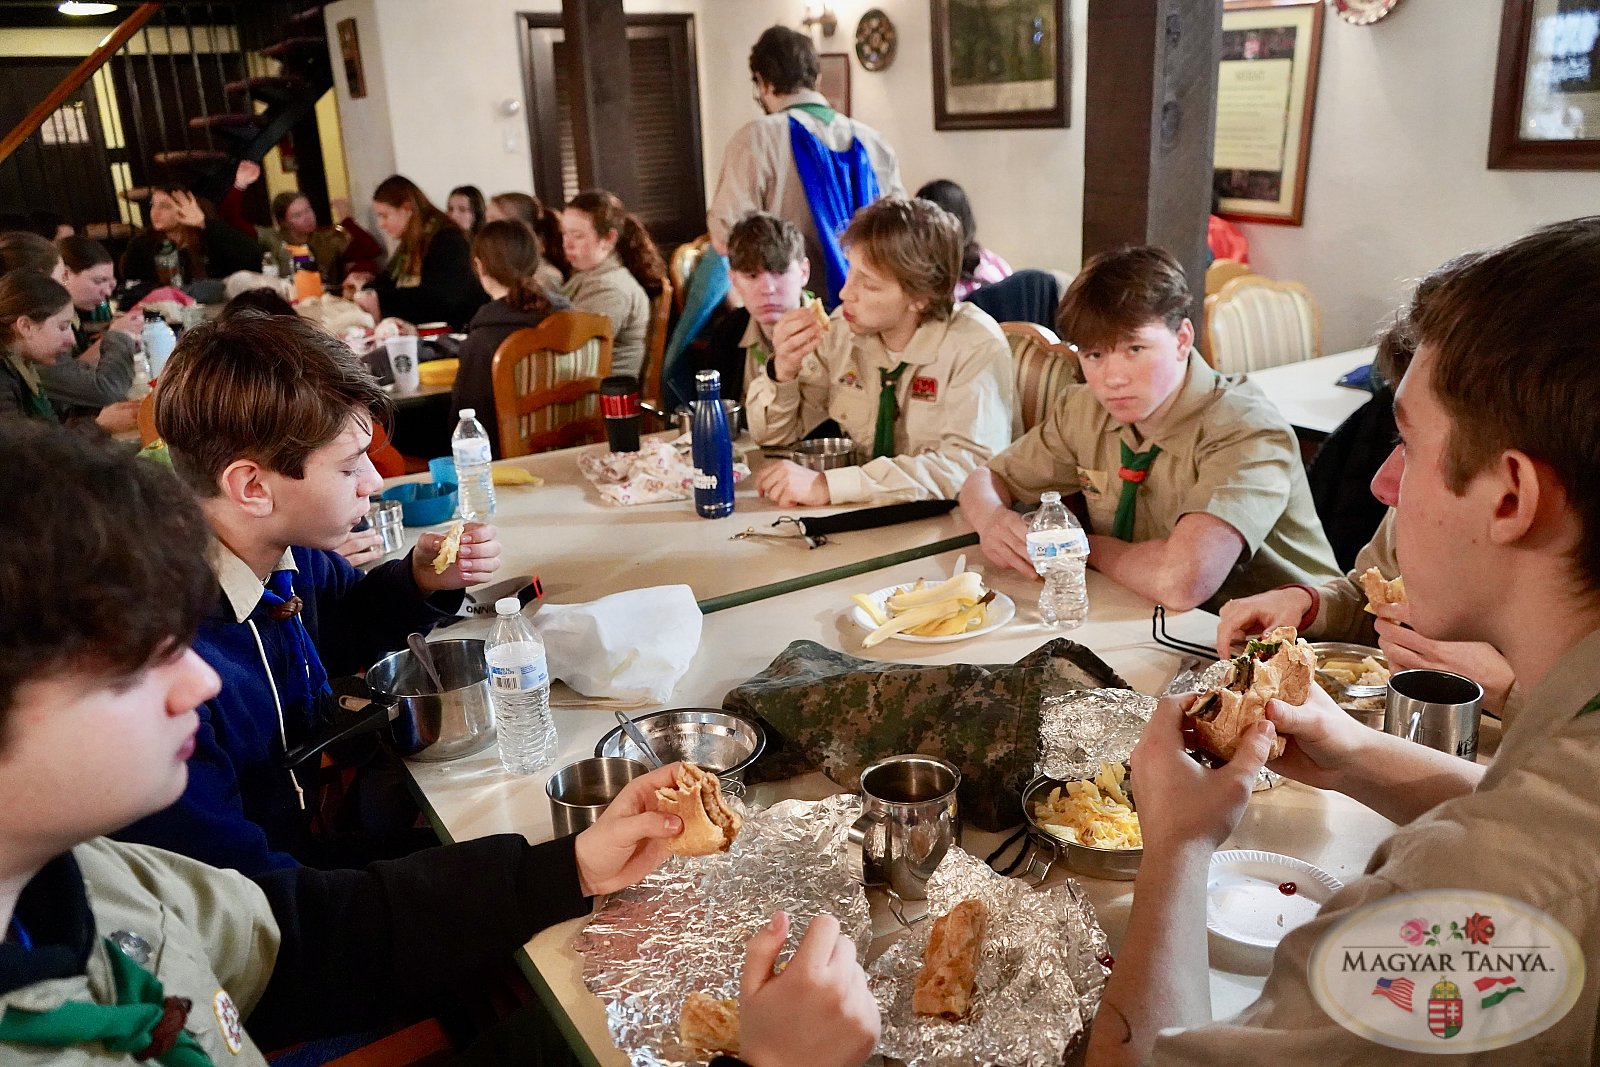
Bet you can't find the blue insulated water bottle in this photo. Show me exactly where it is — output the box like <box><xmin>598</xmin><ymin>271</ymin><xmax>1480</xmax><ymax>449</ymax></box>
<box><xmin>691</xmin><ymin>369</ymin><xmax>735</xmax><ymax>519</ymax></box>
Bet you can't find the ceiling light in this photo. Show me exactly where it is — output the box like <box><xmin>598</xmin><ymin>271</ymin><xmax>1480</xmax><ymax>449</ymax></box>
<box><xmin>59</xmin><ymin>3</ymin><xmax>120</xmax><ymax>15</ymax></box>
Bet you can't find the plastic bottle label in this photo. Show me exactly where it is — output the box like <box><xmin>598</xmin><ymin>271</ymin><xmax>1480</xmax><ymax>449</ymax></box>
<box><xmin>489</xmin><ymin>656</ymin><xmax>548</xmax><ymax>692</ymax></box>
<box><xmin>692</xmin><ymin>470</ymin><xmax>718</xmax><ymax>490</ymax></box>
<box><xmin>453</xmin><ymin>439</ymin><xmax>492</xmax><ymax>466</ymax></box>
<box><xmin>1027</xmin><ymin>527</ymin><xmax>1089</xmax><ymax>561</ymax></box>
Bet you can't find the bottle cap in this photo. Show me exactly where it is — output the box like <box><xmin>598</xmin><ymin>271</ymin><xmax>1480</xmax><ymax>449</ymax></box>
<box><xmin>495</xmin><ymin>596</ymin><xmax>522</xmax><ymax>616</ymax></box>
<box><xmin>459</xmin><ymin>407</ymin><xmax>475</xmax><ymax>419</ymax></box>
<box><xmin>1041</xmin><ymin>490</ymin><xmax>1062</xmax><ymax>504</ymax></box>
<box><xmin>694</xmin><ymin>369</ymin><xmax>721</xmax><ymax>386</ymax></box>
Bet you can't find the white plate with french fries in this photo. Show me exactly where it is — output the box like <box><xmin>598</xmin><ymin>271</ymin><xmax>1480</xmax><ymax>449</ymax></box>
<box><xmin>849</xmin><ymin>571</ymin><xmax>1015</xmax><ymax>646</ymax></box>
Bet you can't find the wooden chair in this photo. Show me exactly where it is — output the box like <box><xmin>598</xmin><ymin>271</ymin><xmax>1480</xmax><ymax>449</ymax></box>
<box><xmin>1002</xmin><ymin>321</ymin><xmax>1080</xmax><ymax>436</ymax></box>
<box><xmin>640</xmin><ymin>278</ymin><xmax>673</xmax><ymax>407</ymax></box>
<box><xmin>1205</xmin><ymin>257</ymin><xmax>1253</xmax><ymax>296</ymax></box>
<box><xmin>669</xmin><ymin>235</ymin><xmax>709</xmax><ymax>315</ymax></box>
<box><xmin>1202</xmin><ymin>275</ymin><xmax>1322</xmax><ymax>375</ymax></box>
<box><xmin>490</xmin><ymin>310</ymin><xmax>614</xmax><ymax>458</ymax></box>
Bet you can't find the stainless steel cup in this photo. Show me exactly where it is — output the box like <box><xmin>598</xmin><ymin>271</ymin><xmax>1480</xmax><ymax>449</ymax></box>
<box><xmin>1384</xmin><ymin>668</ymin><xmax>1483</xmax><ymax>761</ymax></box>
<box><xmin>846</xmin><ymin>754</ymin><xmax>961</xmax><ymax>901</ymax></box>
<box><xmin>368</xmin><ymin>498</ymin><xmax>405</xmax><ymax>556</ymax></box>
<box><xmin>546</xmin><ymin>757</ymin><xmax>648</xmax><ymax>836</ymax></box>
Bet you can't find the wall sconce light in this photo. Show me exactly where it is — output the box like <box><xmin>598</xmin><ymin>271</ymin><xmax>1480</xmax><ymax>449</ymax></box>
<box><xmin>802</xmin><ymin>2</ymin><xmax>838</xmax><ymax>37</ymax></box>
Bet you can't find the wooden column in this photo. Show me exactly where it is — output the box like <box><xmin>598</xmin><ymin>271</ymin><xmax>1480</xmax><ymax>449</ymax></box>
<box><xmin>561</xmin><ymin>0</ymin><xmax>638</xmax><ymax>204</ymax></box>
<box><xmin>1081</xmin><ymin>0</ymin><xmax>1220</xmax><ymax>319</ymax></box>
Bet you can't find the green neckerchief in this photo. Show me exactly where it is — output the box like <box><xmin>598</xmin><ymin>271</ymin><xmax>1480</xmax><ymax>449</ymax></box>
<box><xmin>786</xmin><ymin>101</ymin><xmax>838</xmax><ymax>124</ymax></box>
<box><xmin>0</xmin><ymin>938</ymin><xmax>210</xmax><ymax>1065</ymax></box>
<box><xmin>874</xmin><ymin>362</ymin><xmax>910</xmax><ymax>458</ymax></box>
<box><xmin>4</xmin><ymin>350</ymin><xmax>55</xmax><ymax>421</ymax></box>
<box><xmin>1112</xmin><ymin>439</ymin><xmax>1162</xmax><ymax>541</ymax></box>
<box><xmin>748</xmin><ymin>290</ymin><xmax>820</xmax><ymax>369</ymax></box>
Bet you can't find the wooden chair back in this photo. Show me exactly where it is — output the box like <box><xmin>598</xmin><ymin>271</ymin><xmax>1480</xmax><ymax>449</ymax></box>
<box><xmin>640</xmin><ymin>278</ymin><xmax>673</xmax><ymax>406</ymax></box>
<box><xmin>1205</xmin><ymin>258</ymin><xmax>1253</xmax><ymax>296</ymax></box>
<box><xmin>490</xmin><ymin>310</ymin><xmax>614</xmax><ymax>458</ymax></box>
<box><xmin>1002</xmin><ymin>321</ymin><xmax>1080</xmax><ymax>435</ymax></box>
<box><xmin>1202</xmin><ymin>275</ymin><xmax>1322</xmax><ymax>375</ymax></box>
<box><xmin>669</xmin><ymin>235</ymin><xmax>708</xmax><ymax>314</ymax></box>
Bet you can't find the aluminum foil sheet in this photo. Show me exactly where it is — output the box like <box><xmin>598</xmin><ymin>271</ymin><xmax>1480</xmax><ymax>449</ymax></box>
<box><xmin>1037</xmin><ymin>687</ymin><xmax>1156</xmax><ymax>780</ymax></box>
<box><xmin>868</xmin><ymin>847</ymin><xmax>1110</xmax><ymax>1066</ymax></box>
<box><xmin>574</xmin><ymin>794</ymin><xmax>872</xmax><ymax>1067</ymax></box>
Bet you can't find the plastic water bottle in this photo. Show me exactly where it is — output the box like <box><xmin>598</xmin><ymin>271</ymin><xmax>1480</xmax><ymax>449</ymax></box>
<box><xmin>451</xmin><ymin>408</ymin><xmax>497</xmax><ymax>520</ymax></box>
<box><xmin>126</xmin><ymin>350</ymin><xmax>152</xmax><ymax>401</ymax></box>
<box><xmin>140</xmin><ymin>309</ymin><xmax>176</xmax><ymax>378</ymax></box>
<box><xmin>485</xmin><ymin>597</ymin><xmax>556</xmax><ymax>774</ymax></box>
<box><xmin>261</xmin><ymin>250</ymin><xmax>281</xmax><ymax>279</ymax></box>
<box><xmin>690</xmin><ymin>369</ymin><xmax>735</xmax><ymax>519</ymax></box>
<box><xmin>1027</xmin><ymin>490</ymin><xmax>1090</xmax><ymax>628</ymax></box>
<box><xmin>154</xmin><ymin>239</ymin><xmax>184</xmax><ymax>288</ymax></box>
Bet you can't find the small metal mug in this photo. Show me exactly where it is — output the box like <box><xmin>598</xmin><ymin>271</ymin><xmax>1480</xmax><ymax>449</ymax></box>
<box><xmin>545</xmin><ymin>757</ymin><xmax>649</xmax><ymax>836</ymax></box>
<box><xmin>368</xmin><ymin>498</ymin><xmax>405</xmax><ymax>556</ymax></box>
<box><xmin>846</xmin><ymin>754</ymin><xmax>961</xmax><ymax>901</ymax></box>
<box><xmin>1384</xmin><ymin>668</ymin><xmax>1483</xmax><ymax>761</ymax></box>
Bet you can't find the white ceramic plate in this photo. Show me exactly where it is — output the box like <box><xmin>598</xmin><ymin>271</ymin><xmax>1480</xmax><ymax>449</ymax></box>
<box><xmin>1206</xmin><ymin>850</ymin><xmax>1344</xmax><ymax>949</ymax></box>
<box><xmin>849</xmin><ymin>582</ymin><xmax>1016</xmax><ymax>644</ymax></box>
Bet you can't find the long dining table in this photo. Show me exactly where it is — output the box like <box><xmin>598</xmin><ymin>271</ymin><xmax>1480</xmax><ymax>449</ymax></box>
<box><xmin>402</xmin><ymin>537</ymin><xmax>1402</xmax><ymax>1067</ymax></box>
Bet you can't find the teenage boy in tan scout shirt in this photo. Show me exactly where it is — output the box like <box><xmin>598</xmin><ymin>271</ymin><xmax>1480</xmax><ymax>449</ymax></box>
<box><xmin>960</xmin><ymin>246</ymin><xmax>1338</xmax><ymax>611</ymax></box>
<box><xmin>1087</xmin><ymin>217</ymin><xmax>1600</xmax><ymax>1065</ymax></box>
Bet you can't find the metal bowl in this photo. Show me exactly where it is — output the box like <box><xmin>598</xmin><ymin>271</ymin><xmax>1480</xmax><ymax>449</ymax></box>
<box><xmin>640</xmin><ymin>400</ymin><xmax>743</xmax><ymax>437</ymax></box>
<box><xmin>1021</xmin><ymin>770</ymin><xmax>1143</xmax><ymax>881</ymax></box>
<box><xmin>766</xmin><ymin>437</ymin><xmax>858</xmax><ymax>472</ymax></box>
<box><xmin>1309</xmin><ymin>641</ymin><xmax>1390</xmax><ymax>728</ymax></box>
<box><xmin>594</xmin><ymin>708</ymin><xmax>766</xmax><ymax>781</ymax></box>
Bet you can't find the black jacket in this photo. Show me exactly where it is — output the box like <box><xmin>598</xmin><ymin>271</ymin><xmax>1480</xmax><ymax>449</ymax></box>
<box><xmin>451</xmin><ymin>294</ymin><xmax>572</xmax><ymax>458</ymax></box>
<box><xmin>372</xmin><ymin>225</ymin><xmax>489</xmax><ymax>330</ymax></box>
<box><xmin>120</xmin><ymin>218</ymin><xmax>265</xmax><ymax>287</ymax></box>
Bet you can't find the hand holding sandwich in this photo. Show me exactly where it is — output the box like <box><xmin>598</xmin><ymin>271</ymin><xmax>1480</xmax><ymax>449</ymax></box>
<box><xmin>1131</xmin><ymin>696</ymin><xmax>1275</xmax><ymax>853</ymax></box>
<box><xmin>768</xmin><ymin>299</ymin><xmax>829</xmax><ymax>383</ymax></box>
<box><xmin>572</xmin><ymin>762</ymin><xmax>686</xmax><ymax>896</ymax></box>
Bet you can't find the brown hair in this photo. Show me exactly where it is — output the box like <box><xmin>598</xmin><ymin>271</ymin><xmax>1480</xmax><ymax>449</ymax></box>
<box><xmin>0</xmin><ymin>420</ymin><xmax>214</xmax><ymax>721</ymax></box>
<box><xmin>56</xmin><ymin>234</ymin><xmax>112</xmax><ymax>272</ymax></box>
<box><xmin>749</xmin><ymin>26</ymin><xmax>819</xmax><ymax>95</ymax></box>
<box><xmin>148</xmin><ymin>183</ymin><xmax>208</xmax><ymax>279</ymax></box>
<box><xmin>727</xmin><ymin>212</ymin><xmax>804</xmax><ymax>275</ymax></box>
<box><xmin>1411</xmin><ymin>216</ymin><xmax>1600</xmax><ymax>588</ymax></box>
<box><xmin>490</xmin><ymin>191</ymin><xmax>570</xmax><ymax>277</ymax></box>
<box><xmin>567</xmin><ymin>190</ymin><xmax>665</xmax><ymax>296</ymax></box>
<box><xmin>155</xmin><ymin>310</ymin><xmax>392</xmax><ymax>496</ymax></box>
<box><xmin>449</xmin><ymin>185</ymin><xmax>486</xmax><ymax>235</ymax></box>
<box><xmin>1056</xmin><ymin>246</ymin><xmax>1191</xmax><ymax>352</ymax></box>
<box><xmin>841</xmin><ymin>196</ymin><xmax>961</xmax><ymax>323</ymax></box>
<box><xmin>0</xmin><ymin>271</ymin><xmax>72</xmax><ymax>342</ymax></box>
<box><xmin>0</xmin><ymin>230</ymin><xmax>62</xmax><ymax>276</ymax></box>
<box><xmin>270</xmin><ymin>190</ymin><xmax>311</xmax><ymax>230</ymax></box>
<box><xmin>372</xmin><ymin>174</ymin><xmax>450</xmax><ymax>277</ymax></box>
<box><xmin>472</xmin><ymin>220</ymin><xmax>555</xmax><ymax>317</ymax></box>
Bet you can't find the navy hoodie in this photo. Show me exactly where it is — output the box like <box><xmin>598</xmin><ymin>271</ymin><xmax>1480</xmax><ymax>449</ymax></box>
<box><xmin>114</xmin><ymin>545</ymin><xmax>460</xmax><ymax>875</ymax></box>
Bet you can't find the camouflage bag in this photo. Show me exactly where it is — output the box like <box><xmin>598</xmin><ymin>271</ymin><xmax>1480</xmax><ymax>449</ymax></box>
<box><xmin>722</xmin><ymin>638</ymin><xmax>1128</xmax><ymax>832</ymax></box>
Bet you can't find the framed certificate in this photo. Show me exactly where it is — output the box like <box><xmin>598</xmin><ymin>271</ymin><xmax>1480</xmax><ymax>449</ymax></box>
<box><xmin>1489</xmin><ymin>0</ymin><xmax>1600</xmax><ymax>170</ymax></box>
<box><xmin>1212</xmin><ymin>0</ymin><xmax>1325</xmax><ymax>226</ymax></box>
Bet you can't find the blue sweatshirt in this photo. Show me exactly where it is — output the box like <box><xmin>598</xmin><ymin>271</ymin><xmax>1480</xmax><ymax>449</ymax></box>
<box><xmin>114</xmin><ymin>546</ymin><xmax>460</xmax><ymax>874</ymax></box>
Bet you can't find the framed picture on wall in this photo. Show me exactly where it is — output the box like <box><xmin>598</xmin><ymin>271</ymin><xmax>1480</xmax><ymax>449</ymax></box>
<box><xmin>1212</xmin><ymin>0</ymin><xmax>1324</xmax><ymax>226</ymax></box>
<box><xmin>337</xmin><ymin>18</ymin><xmax>366</xmax><ymax>99</ymax></box>
<box><xmin>930</xmin><ymin>0</ymin><xmax>1069</xmax><ymax>131</ymax></box>
<box><xmin>818</xmin><ymin>52</ymin><xmax>852</xmax><ymax>116</ymax></box>
<box><xmin>1489</xmin><ymin>0</ymin><xmax>1600</xmax><ymax>169</ymax></box>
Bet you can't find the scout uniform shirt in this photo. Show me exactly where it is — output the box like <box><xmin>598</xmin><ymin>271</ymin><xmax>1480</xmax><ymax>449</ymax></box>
<box><xmin>745</xmin><ymin>301</ymin><xmax>1015</xmax><ymax>504</ymax></box>
<box><xmin>0</xmin><ymin>837</ymin><xmax>278</xmax><ymax>1065</ymax></box>
<box><xmin>986</xmin><ymin>354</ymin><xmax>1339</xmax><ymax>609</ymax></box>
<box><xmin>1154</xmin><ymin>628</ymin><xmax>1600</xmax><ymax>1064</ymax></box>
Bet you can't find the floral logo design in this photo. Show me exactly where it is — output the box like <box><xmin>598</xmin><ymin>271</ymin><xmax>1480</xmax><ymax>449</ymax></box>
<box><xmin>1399</xmin><ymin>913</ymin><xmax>1496</xmax><ymax>947</ymax></box>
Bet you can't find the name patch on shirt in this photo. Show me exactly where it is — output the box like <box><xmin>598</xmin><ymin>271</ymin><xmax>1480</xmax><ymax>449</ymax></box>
<box><xmin>910</xmin><ymin>376</ymin><xmax>939</xmax><ymax>402</ymax></box>
<box><xmin>1078</xmin><ymin>467</ymin><xmax>1110</xmax><ymax>498</ymax></box>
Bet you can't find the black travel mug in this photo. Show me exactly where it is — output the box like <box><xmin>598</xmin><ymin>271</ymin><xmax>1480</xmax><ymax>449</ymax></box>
<box><xmin>600</xmin><ymin>375</ymin><xmax>642</xmax><ymax>453</ymax></box>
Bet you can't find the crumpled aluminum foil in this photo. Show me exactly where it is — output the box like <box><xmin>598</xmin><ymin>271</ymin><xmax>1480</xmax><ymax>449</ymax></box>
<box><xmin>868</xmin><ymin>847</ymin><xmax>1110</xmax><ymax>1066</ymax></box>
<box><xmin>1037</xmin><ymin>687</ymin><xmax>1156</xmax><ymax>780</ymax></box>
<box><xmin>574</xmin><ymin>795</ymin><xmax>872</xmax><ymax>1067</ymax></box>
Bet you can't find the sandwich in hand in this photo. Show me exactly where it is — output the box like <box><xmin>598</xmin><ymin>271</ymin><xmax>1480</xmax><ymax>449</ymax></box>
<box><xmin>803</xmin><ymin>293</ymin><xmax>830</xmax><ymax>332</ymax></box>
<box><xmin>432</xmin><ymin>519</ymin><xmax>465</xmax><ymax>575</ymax></box>
<box><xmin>679</xmin><ymin>991</ymin><xmax>740</xmax><ymax>1052</ymax></box>
<box><xmin>1185</xmin><ymin>626</ymin><xmax>1313</xmax><ymax>761</ymax></box>
<box><xmin>912</xmin><ymin>899</ymin><xmax>989</xmax><ymax>1021</ymax></box>
<box><xmin>1360</xmin><ymin>567</ymin><xmax>1407</xmax><ymax>614</ymax></box>
<box><xmin>655</xmin><ymin>763</ymin><xmax>742</xmax><ymax>856</ymax></box>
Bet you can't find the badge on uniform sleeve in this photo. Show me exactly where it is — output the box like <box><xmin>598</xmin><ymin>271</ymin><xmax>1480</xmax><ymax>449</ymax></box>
<box><xmin>1078</xmin><ymin>467</ymin><xmax>1109</xmax><ymax>497</ymax></box>
<box><xmin>910</xmin><ymin>376</ymin><xmax>938</xmax><ymax>402</ymax></box>
<box><xmin>213</xmin><ymin>989</ymin><xmax>244</xmax><ymax>1054</ymax></box>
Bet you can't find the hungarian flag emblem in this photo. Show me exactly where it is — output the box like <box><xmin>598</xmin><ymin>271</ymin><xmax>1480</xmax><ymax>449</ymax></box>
<box><xmin>1428</xmin><ymin>979</ymin><xmax>1464</xmax><ymax>1039</ymax></box>
<box><xmin>1475</xmin><ymin>975</ymin><xmax>1526</xmax><ymax>1009</ymax></box>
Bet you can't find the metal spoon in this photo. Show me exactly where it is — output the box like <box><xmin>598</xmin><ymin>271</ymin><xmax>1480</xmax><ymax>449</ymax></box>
<box><xmin>407</xmin><ymin>633</ymin><xmax>445</xmax><ymax>693</ymax></box>
<box><xmin>614</xmin><ymin>710</ymin><xmax>665</xmax><ymax>769</ymax></box>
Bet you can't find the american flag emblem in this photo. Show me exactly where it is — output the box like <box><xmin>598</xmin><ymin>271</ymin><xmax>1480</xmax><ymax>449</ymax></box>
<box><xmin>1372</xmin><ymin>976</ymin><xmax>1415</xmax><ymax>1012</ymax></box>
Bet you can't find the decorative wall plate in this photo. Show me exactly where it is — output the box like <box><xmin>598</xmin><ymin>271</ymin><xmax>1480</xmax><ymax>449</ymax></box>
<box><xmin>1332</xmin><ymin>0</ymin><xmax>1403</xmax><ymax>26</ymax></box>
<box><xmin>855</xmin><ymin>8</ymin><xmax>897</xmax><ymax>72</ymax></box>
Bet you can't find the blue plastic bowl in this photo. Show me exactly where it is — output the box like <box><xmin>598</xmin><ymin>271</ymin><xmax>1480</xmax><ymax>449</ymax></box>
<box><xmin>428</xmin><ymin>456</ymin><xmax>457</xmax><ymax>485</ymax></box>
<box><xmin>381</xmin><ymin>481</ymin><xmax>459</xmax><ymax>526</ymax></box>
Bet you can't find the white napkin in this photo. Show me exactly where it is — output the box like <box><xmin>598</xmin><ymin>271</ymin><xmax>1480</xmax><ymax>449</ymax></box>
<box><xmin>532</xmin><ymin>585</ymin><xmax>702</xmax><ymax>705</ymax></box>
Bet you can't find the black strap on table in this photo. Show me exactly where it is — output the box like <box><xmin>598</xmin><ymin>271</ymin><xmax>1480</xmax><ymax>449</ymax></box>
<box><xmin>793</xmin><ymin>498</ymin><xmax>957</xmax><ymax>537</ymax></box>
